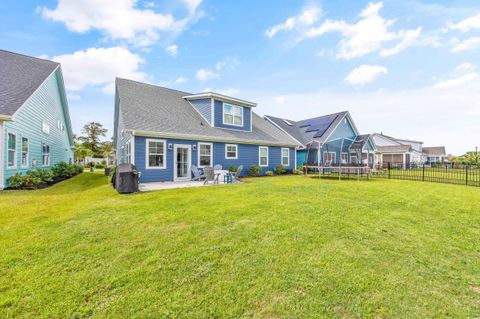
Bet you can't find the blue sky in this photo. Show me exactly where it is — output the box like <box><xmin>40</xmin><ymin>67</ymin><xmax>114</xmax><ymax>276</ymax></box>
<box><xmin>1</xmin><ymin>0</ymin><xmax>479</xmax><ymax>154</ymax></box>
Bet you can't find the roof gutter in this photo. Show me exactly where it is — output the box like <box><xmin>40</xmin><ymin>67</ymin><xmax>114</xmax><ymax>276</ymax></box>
<box><xmin>0</xmin><ymin>114</ymin><xmax>13</xmax><ymax>121</ymax></box>
<box><xmin>127</xmin><ymin>129</ymin><xmax>299</xmax><ymax>147</ymax></box>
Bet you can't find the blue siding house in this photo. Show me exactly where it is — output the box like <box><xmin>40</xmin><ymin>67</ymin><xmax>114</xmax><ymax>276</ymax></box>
<box><xmin>0</xmin><ymin>50</ymin><xmax>74</xmax><ymax>189</ymax></box>
<box><xmin>265</xmin><ymin>112</ymin><xmax>376</xmax><ymax>167</ymax></box>
<box><xmin>113</xmin><ymin>79</ymin><xmax>299</xmax><ymax>182</ymax></box>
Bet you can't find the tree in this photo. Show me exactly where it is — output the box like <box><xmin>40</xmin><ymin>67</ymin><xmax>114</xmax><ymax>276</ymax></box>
<box><xmin>74</xmin><ymin>144</ymin><xmax>94</xmax><ymax>164</ymax></box>
<box><xmin>98</xmin><ymin>140</ymin><xmax>114</xmax><ymax>159</ymax></box>
<box><xmin>79</xmin><ymin>122</ymin><xmax>107</xmax><ymax>157</ymax></box>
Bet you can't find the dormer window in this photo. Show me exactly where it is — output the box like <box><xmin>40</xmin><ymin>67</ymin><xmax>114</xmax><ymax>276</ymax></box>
<box><xmin>223</xmin><ymin>103</ymin><xmax>243</xmax><ymax>126</ymax></box>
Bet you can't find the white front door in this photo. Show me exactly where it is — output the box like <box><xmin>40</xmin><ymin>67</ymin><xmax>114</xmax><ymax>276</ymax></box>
<box><xmin>174</xmin><ymin>145</ymin><xmax>191</xmax><ymax>181</ymax></box>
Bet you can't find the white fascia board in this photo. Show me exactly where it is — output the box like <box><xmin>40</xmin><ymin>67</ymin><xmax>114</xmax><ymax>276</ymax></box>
<box><xmin>183</xmin><ymin>93</ymin><xmax>257</xmax><ymax>107</ymax></box>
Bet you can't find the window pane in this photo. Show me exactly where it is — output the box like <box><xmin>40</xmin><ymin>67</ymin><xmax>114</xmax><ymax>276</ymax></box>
<box><xmin>200</xmin><ymin>144</ymin><xmax>211</xmax><ymax>156</ymax></box>
<box><xmin>260</xmin><ymin>157</ymin><xmax>267</xmax><ymax>165</ymax></box>
<box><xmin>224</xmin><ymin>104</ymin><xmax>233</xmax><ymax>114</ymax></box>
<box><xmin>200</xmin><ymin>155</ymin><xmax>211</xmax><ymax>166</ymax></box>
<box><xmin>224</xmin><ymin>114</ymin><xmax>233</xmax><ymax>124</ymax></box>
<box><xmin>233</xmin><ymin>106</ymin><xmax>242</xmax><ymax>116</ymax></box>
<box><xmin>233</xmin><ymin>115</ymin><xmax>242</xmax><ymax>125</ymax></box>
<box><xmin>260</xmin><ymin>148</ymin><xmax>267</xmax><ymax>157</ymax></box>
<box><xmin>8</xmin><ymin>151</ymin><xmax>14</xmax><ymax>166</ymax></box>
<box><xmin>8</xmin><ymin>133</ymin><xmax>15</xmax><ymax>149</ymax></box>
<box><xmin>22</xmin><ymin>138</ymin><xmax>28</xmax><ymax>152</ymax></box>
<box><xmin>149</xmin><ymin>154</ymin><xmax>163</xmax><ymax>167</ymax></box>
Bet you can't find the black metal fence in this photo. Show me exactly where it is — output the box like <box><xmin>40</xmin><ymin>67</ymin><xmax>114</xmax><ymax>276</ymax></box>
<box><xmin>374</xmin><ymin>162</ymin><xmax>480</xmax><ymax>187</ymax></box>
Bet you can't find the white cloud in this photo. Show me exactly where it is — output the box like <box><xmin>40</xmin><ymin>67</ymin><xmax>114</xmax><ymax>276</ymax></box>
<box><xmin>451</xmin><ymin>36</ymin><xmax>480</xmax><ymax>53</ymax></box>
<box><xmin>433</xmin><ymin>73</ymin><xmax>479</xmax><ymax>89</ymax></box>
<box><xmin>265</xmin><ymin>6</ymin><xmax>321</xmax><ymax>38</ymax></box>
<box><xmin>275</xmin><ymin>96</ymin><xmax>286</xmax><ymax>104</ymax></box>
<box><xmin>344</xmin><ymin>65</ymin><xmax>388</xmax><ymax>86</ymax></box>
<box><xmin>305</xmin><ymin>2</ymin><xmax>424</xmax><ymax>59</ymax></box>
<box><xmin>455</xmin><ymin>62</ymin><xmax>476</xmax><ymax>73</ymax></box>
<box><xmin>51</xmin><ymin>47</ymin><xmax>146</xmax><ymax>93</ymax></box>
<box><xmin>448</xmin><ymin>13</ymin><xmax>480</xmax><ymax>32</ymax></box>
<box><xmin>180</xmin><ymin>0</ymin><xmax>202</xmax><ymax>15</ymax></box>
<box><xmin>175</xmin><ymin>76</ymin><xmax>187</xmax><ymax>84</ymax></box>
<box><xmin>39</xmin><ymin>0</ymin><xmax>202</xmax><ymax>46</ymax></box>
<box><xmin>380</xmin><ymin>27</ymin><xmax>422</xmax><ymax>57</ymax></box>
<box><xmin>202</xmin><ymin>87</ymin><xmax>240</xmax><ymax>96</ymax></box>
<box><xmin>195</xmin><ymin>56</ymin><xmax>239</xmax><ymax>82</ymax></box>
<box><xmin>166</xmin><ymin>44</ymin><xmax>178</xmax><ymax>56</ymax></box>
<box><xmin>432</xmin><ymin>63</ymin><xmax>479</xmax><ymax>89</ymax></box>
<box><xmin>196</xmin><ymin>69</ymin><xmax>219</xmax><ymax>81</ymax></box>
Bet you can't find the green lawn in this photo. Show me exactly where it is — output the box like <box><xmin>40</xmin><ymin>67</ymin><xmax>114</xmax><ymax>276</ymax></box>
<box><xmin>1</xmin><ymin>173</ymin><xmax>480</xmax><ymax>318</ymax></box>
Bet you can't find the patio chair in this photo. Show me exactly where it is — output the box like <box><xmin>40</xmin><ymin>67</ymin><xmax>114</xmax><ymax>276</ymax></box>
<box><xmin>230</xmin><ymin>165</ymin><xmax>243</xmax><ymax>182</ymax></box>
<box><xmin>191</xmin><ymin>165</ymin><xmax>205</xmax><ymax>181</ymax></box>
<box><xmin>203</xmin><ymin>167</ymin><xmax>219</xmax><ymax>184</ymax></box>
<box><xmin>213</xmin><ymin>164</ymin><xmax>223</xmax><ymax>170</ymax></box>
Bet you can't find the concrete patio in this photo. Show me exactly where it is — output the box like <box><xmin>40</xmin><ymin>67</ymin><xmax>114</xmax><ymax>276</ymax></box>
<box><xmin>139</xmin><ymin>179</ymin><xmax>241</xmax><ymax>192</ymax></box>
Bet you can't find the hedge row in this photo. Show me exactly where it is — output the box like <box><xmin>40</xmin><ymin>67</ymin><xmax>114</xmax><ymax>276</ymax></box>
<box><xmin>7</xmin><ymin>162</ymin><xmax>84</xmax><ymax>189</ymax></box>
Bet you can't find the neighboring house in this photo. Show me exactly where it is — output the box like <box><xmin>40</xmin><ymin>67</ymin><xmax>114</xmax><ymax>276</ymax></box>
<box><xmin>0</xmin><ymin>50</ymin><xmax>74</xmax><ymax>189</ymax></box>
<box><xmin>113</xmin><ymin>78</ymin><xmax>300</xmax><ymax>182</ymax></box>
<box><xmin>265</xmin><ymin>112</ymin><xmax>376</xmax><ymax>167</ymax></box>
<box><xmin>373</xmin><ymin>133</ymin><xmax>447</xmax><ymax>165</ymax></box>
<box><xmin>423</xmin><ymin>146</ymin><xmax>448</xmax><ymax>163</ymax></box>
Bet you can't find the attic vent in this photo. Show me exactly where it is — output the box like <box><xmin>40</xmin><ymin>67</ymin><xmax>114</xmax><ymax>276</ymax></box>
<box><xmin>283</xmin><ymin>119</ymin><xmax>292</xmax><ymax>126</ymax></box>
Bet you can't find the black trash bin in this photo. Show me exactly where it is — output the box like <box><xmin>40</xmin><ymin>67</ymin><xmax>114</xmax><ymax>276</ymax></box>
<box><xmin>105</xmin><ymin>167</ymin><xmax>112</xmax><ymax>176</ymax></box>
<box><xmin>114</xmin><ymin>163</ymin><xmax>139</xmax><ymax>194</ymax></box>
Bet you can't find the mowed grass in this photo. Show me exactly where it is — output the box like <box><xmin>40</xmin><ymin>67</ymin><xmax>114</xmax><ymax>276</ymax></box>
<box><xmin>1</xmin><ymin>174</ymin><xmax>480</xmax><ymax>318</ymax></box>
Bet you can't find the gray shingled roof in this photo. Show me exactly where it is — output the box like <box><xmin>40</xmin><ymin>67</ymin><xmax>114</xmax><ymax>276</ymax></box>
<box><xmin>0</xmin><ymin>49</ymin><xmax>59</xmax><ymax>116</ymax></box>
<box><xmin>423</xmin><ymin>146</ymin><xmax>446</xmax><ymax>156</ymax></box>
<box><xmin>115</xmin><ymin>78</ymin><xmax>300</xmax><ymax>146</ymax></box>
<box><xmin>265</xmin><ymin>112</ymin><xmax>349</xmax><ymax>146</ymax></box>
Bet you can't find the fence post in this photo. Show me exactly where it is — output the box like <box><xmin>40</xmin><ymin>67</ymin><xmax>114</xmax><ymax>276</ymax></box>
<box><xmin>422</xmin><ymin>164</ymin><xmax>425</xmax><ymax>181</ymax></box>
<box><xmin>466</xmin><ymin>165</ymin><xmax>469</xmax><ymax>186</ymax></box>
<box><xmin>388</xmin><ymin>162</ymin><xmax>391</xmax><ymax>179</ymax></box>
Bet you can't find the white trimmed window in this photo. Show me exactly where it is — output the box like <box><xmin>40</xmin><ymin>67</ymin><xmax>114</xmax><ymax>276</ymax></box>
<box><xmin>341</xmin><ymin>152</ymin><xmax>349</xmax><ymax>164</ymax></box>
<box><xmin>21</xmin><ymin>137</ymin><xmax>29</xmax><ymax>168</ymax></box>
<box><xmin>198</xmin><ymin>142</ymin><xmax>213</xmax><ymax>167</ymax></box>
<box><xmin>225</xmin><ymin>144</ymin><xmax>238</xmax><ymax>159</ymax></box>
<box><xmin>351</xmin><ymin>155</ymin><xmax>358</xmax><ymax>164</ymax></box>
<box><xmin>125</xmin><ymin>141</ymin><xmax>131</xmax><ymax>164</ymax></box>
<box><xmin>42</xmin><ymin>144</ymin><xmax>50</xmax><ymax>166</ymax></box>
<box><xmin>7</xmin><ymin>133</ymin><xmax>16</xmax><ymax>168</ymax></box>
<box><xmin>323</xmin><ymin>151</ymin><xmax>336</xmax><ymax>164</ymax></box>
<box><xmin>223</xmin><ymin>103</ymin><xmax>243</xmax><ymax>126</ymax></box>
<box><xmin>259</xmin><ymin>146</ymin><xmax>268</xmax><ymax>167</ymax></box>
<box><xmin>42</xmin><ymin>121</ymin><xmax>50</xmax><ymax>134</ymax></box>
<box><xmin>146</xmin><ymin>139</ymin><xmax>166</xmax><ymax>169</ymax></box>
<box><xmin>281</xmin><ymin>148</ymin><xmax>289</xmax><ymax>166</ymax></box>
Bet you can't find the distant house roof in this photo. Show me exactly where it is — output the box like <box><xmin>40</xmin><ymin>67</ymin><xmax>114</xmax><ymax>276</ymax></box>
<box><xmin>0</xmin><ymin>49</ymin><xmax>59</xmax><ymax>117</ymax></box>
<box><xmin>376</xmin><ymin>145</ymin><xmax>412</xmax><ymax>153</ymax></box>
<box><xmin>114</xmin><ymin>78</ymin><xmax>300</xmax><ymax>146</ymax></box>
<box><xmin>423</xmin><ymin>146</ymin><xmax>446</xmax><ymax>156</ymax></box>
<box><xmin>264</xmin><ymin>111</ymin><xmax>353</xmax><ymax>147</ymax></box>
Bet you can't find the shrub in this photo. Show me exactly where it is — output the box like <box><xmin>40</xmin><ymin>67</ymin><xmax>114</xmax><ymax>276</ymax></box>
<box><xmin>7</xmin><ymin>173</ymin><xmax>42</xmax><ymax>189</ymax></box>
<box><xmin>52</xmin><ymin>162</ymin><xmax>83</xmax><ymax>179</ymax></box>
<box><xmin>27</xmin><ymin>168</ymin><xmax>55</xmax><ymax>184</ymax></box>
<box><xmin>248</xmin><ymin>165</ymin><xmax>261</xmax><ymax>177</ymax></box>
<box><xmin>265</xmin><ymin>170</ymin><xmax>274</xmax><ymax>176</ymax></box>
<box><xmin>228</xmin><ymin>166</ymin><xmax>237</xmax><ymax>173</ymax></box>
<box><xmin>95</xmin><ymin>163</ymin><xmax>106</xmax><ymax>169</ymax></box>
<box><xmin>293</xmin><ymin>168</ymin><xmax>303</xmax><ymax>175</ymax></box>
<box><xmin>275</xmin><ymin>165</ymin><xmax>286</xmax><ymax>175</ymax></box>
<box><xmin>101</xmin><ymin>160</ymin><xmax>107</xmax><ymax>165</ymax></box>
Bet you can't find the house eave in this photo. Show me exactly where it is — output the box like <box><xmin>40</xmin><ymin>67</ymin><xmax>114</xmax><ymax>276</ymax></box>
<box><xmin>126</xmin><ymin>129</ymin><xmax>298</xmax><ymax>147</ymax></box>
<box><xmin>0</xmin><ymin>115</ymin><xmax>13</xmax><ymax>121</ymax></box>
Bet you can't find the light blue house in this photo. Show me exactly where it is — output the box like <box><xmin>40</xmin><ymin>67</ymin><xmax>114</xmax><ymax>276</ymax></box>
<box><xmin>113</xmin><ymin>78</ymin><xmax>300</xmax><ymax>182</ymax></box>
<box><xmin>0</xmin><ymin>50</ymin><xmax>74</xmax><ymax>189</ymax></box>
<box><xmin>265</xmin><ymin>112</ymin><xmax>376</xmax><ymax>167</ymax></box>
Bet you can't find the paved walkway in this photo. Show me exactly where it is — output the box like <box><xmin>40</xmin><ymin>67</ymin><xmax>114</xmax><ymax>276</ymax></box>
<box><xmin>139</xmin><ymin>180</ymin><xmax>209</xmax><ymax>191</ymax></box>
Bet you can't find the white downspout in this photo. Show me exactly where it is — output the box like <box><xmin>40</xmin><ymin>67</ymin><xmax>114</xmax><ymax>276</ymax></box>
<box><xmin>0</xmin><ymin>121</ymin><xmax>4</xmax><ymax>189</ymax></box>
